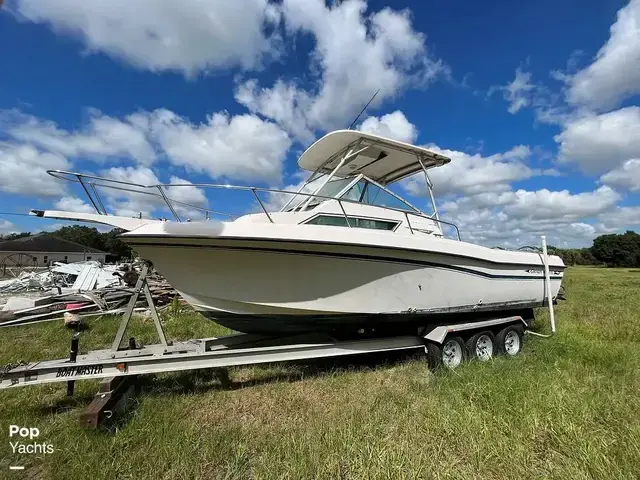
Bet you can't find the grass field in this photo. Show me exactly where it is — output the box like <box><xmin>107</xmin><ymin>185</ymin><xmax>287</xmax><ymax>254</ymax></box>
<box><xmin>1</xmin><ymin>267</ymin><xmax>639</xmax><ymax>479</ymax></box>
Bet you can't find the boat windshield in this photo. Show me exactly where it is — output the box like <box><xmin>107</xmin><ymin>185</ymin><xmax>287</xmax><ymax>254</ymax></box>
<box><xmin>289</xmin><ymin>175</ymin><xmax>417</xmax><ymax>213</ymax></box>
<box><xmin>314</xmin><ymin>177</ymin><xmax>354</xmax><ymax>199</ymax></box>
<box><xmin>286</xmin><ymin>176</ymin><xmax>353</xmax><ymax>210</ymax></box>
<box><xmin>341</xmin><ymin>178</ymin><xmax>416</xmax><ymax>212</ymax></box>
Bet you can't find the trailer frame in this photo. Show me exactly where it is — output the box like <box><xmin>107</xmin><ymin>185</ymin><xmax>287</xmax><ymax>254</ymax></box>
<box><xmin>0</xmin><ymin>312</ymin><xmax>529</xmax><ymax>391</ymax></box>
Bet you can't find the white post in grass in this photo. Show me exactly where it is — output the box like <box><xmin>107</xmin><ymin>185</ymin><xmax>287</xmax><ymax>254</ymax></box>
<box><xmin>541</xmin><ymin>235</ymin><xmax>556</xmax><ymax>334</ymax></box>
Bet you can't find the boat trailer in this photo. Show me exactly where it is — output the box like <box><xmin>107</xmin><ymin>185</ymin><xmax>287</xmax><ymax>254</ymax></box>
<box><xmin>0</xmin><ymin>306</ymin><xmax>528</xmax><ymax>428</ymax></box>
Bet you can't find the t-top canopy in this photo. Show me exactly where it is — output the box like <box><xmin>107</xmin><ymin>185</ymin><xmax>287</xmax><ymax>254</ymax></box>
<box><xmin>298</xmin><ymin>130</ymin><xmax>451</xmax><ymax>185</ymax></box>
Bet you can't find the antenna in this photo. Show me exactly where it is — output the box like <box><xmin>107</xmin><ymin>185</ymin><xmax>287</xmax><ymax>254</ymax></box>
<box><xmin>347</xmin><ymin>89</ymin><xmax>380</xmax><ymax>130</ymax></box>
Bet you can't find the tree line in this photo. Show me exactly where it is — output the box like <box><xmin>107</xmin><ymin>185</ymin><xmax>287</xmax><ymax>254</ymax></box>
<box><xmin>533</xmin><ymin>230</ymin><xmax>640</xmax><ymax>268</ymax></box>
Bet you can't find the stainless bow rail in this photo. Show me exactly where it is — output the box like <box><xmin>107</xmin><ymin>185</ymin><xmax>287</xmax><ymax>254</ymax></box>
<box><xmin>46</xmin><ymin>170</ymin><xmax>462</xmax><ymax>240</ymax></box>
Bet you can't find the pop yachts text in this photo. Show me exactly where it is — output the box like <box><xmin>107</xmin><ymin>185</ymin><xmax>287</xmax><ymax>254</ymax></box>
<box><xmin>8</xmin><ymin>425</ymin><xmax>54</xmax><ymax>456</ymax></box>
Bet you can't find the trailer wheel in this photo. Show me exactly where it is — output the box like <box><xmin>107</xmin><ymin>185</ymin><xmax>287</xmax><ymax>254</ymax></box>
<box><xmin>426</xmin><ymin>336</ymin><xmax>466</xmax><ymax>370</ymax></box>
<box><xmin>466</xmin><ymin>331</ymin><xmax>495</xmax><ymax>362</ymax></box>
<box><xmin>495</xmin><ymin>325</ymin><xmax>524</xmax><ymax>356</ymax></box>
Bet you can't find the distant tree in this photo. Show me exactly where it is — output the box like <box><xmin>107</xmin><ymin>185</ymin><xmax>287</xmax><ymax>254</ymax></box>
<box><xmin>591</xmin><ymin>231</ymin><xmax>640</xmax><ymax>268</ymax></box>
<box><xmin>0</xmin><ymin>232</ymin><xmax>31</xmax><ymax>241</ymax></box>
<box><xmin>577</xmin><ymin>247</ymin><xmax>597</xmax><ymax>265</ymax></box>
<box><xmin>102</xmin><ymin>228</ymin><xmax>134</xmax><ymax>260</ymax></box>
<box><xmin>53</xmin><ymin>226</ymin><xmax>104</xmax><ymax>251</ymax></box>
<box><xmin>542</xmin><ymin>246</ymin><xmax>600</xmax><ymax>266</ymax></box>
<box><xmin>52</xmin><ymin>225</ymin><xmax>133</xmax><ymax>261</ymax></box>
<box><xmin>547</xmin><ymin>247</ymin><xmax>570</xmax><ymax>265</ymax></box>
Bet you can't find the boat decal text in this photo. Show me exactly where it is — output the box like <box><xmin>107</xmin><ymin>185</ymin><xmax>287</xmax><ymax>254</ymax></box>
<box><xmin>55</xmin><ymin>365</ymin><xmax>104</xmax><ymax>378</ymax></box>
<box><xmin>526</xmin><ymin>269</ymin><xmax>561</xmax><ymax>275</ymax></box>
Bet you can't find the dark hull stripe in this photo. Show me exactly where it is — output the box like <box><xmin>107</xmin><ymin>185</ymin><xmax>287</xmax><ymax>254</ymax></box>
<box><xmin>124</xmin><ymin>234</ymin><xmax>567</xmax><ymax>270</ymax></box>
<box><xmin>127</xmin><ymin>241</ymin><xmax>564</xmax><ymax>280</ymax></box>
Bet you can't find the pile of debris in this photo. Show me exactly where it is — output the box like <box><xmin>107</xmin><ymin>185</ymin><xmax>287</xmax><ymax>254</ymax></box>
<box><xmin>0</xmin><ymin>270</ymin><xmax>56</xmax><ymax>294</ymax></box>
<box><xmin>0</xmin><ymin>261</ymin><xmax>178</xmax><ymax>327</ymax></box>
<box><xmin>0</xmin><ymin>261</ymin><xmax>119</xmax><ymax>294</ymax></box>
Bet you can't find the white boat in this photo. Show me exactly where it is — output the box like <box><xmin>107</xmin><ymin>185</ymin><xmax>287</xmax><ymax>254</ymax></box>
<box><xmin>36</xmin><ymin>130</ymin><xmax>565</xmax><ymax>335</ymax></box>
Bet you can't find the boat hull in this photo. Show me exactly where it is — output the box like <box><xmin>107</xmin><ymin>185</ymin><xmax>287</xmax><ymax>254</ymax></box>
<box><xmin>127</xmin><ymin>236</ymin><xmax>564</xmax><ymax>335</ymax></box>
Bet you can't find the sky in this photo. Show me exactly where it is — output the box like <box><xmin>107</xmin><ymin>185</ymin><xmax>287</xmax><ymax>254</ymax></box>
<box><xmin>0</xmin><ymin>0</ymin><xmax>639</xmax><ymax>248</ymax></box>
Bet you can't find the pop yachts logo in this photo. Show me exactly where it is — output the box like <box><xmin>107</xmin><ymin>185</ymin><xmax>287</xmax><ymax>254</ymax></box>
<box><xmin>9</xmin><ymin>425</ymin><xmax>54</xmax><ymax>455</ymax></box>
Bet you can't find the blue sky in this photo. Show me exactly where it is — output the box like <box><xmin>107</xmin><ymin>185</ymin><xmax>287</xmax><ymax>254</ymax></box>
<box><xmin>0</xmin><ymin>0</ymin><xmax>639</xmax><ymax>247</ymax></box>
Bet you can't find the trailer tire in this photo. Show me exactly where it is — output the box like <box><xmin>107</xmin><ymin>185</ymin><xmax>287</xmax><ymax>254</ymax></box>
<box><xmin>495</xmin><ymin>325</ymin><xmax>524</xmax><ymax>356</ymax></box>
<box><xmin>426</xmin><ymin>336</ymin><xmax>466</xmax><ymax>370</ymax></box>
<box><xmin>466</xmin><ymin>331</ymin><xmax>495</xmax><ymax>362</ymax></box>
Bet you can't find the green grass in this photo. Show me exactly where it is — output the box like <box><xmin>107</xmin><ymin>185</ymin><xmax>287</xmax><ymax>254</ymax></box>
<box><xmin>1</xmin><ymin>267</ymin><xmax>640</xmax><ymax>479</ymax></box>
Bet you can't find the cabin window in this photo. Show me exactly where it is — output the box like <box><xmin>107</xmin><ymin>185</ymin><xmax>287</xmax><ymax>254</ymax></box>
<box><xmin>305</xmin><ymin>215</ymin><xmax>398</xmax><ymax>231</ymax></box>
<box><xmin>86</xmin><ymin>256</ymin><xmax>92</xmax><ymax>260</ymax></box>
<box><xmin>43</xmin><ymin>255</ymin><xmax>48</xmax><ymax>264</ymax></box>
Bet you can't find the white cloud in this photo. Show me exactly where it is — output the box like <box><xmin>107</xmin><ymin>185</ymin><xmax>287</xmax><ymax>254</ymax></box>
<box><xmin>0</xmin><ymin>220</ymin><xmax>17</xmax><ymax>235</ymax></box>
<box><xmin>165</xmin><ymin>176</ymin><xmax>208</xmax><ymax>208</ymax></box>
<box><xmin>502</xmin><ymin>186</ymin><xmax>621</xmax><ymax>220</ymax></box>
<box><xmin>566</xmin><ymin>0</ymin><xmax>640</xmax><ymax>111</ymax></box>
<box><xmin>138</xmin><ymin>109</ymin><xmax>291</xmax><ymax>183</ymax></box>
<box><xmin>439</xmin><ymin>185</ymin><xmax>622</xmax><ymax>248</ymax></box>
<box><xmin>3</xmin><ymin>109</ymin><xmax>156</xmax><ymax>164</ymax></box>
<box><xmin>10</xmin><ymin>0</ymin><xmax>282</xmax><ymax>77</ymax></box>
<box><xmin>2</xmin><ymin>108</ymin><xmax>292</xmax><ymax>184</ymax></box>
<box><xmin>441</xmin><ymin>186</ymin><xmax>620</xmax><ymax>222</ymax></box>
<box><xmin>164</xmin><ymin>176</ymin><xmax>210</xmax><ymax>219</ymax></box>
<box><xmin>97</xmin><ymin>166</ymin><xmax>162</xmax><ymax>218</ymax></box>
<box><xmin>100</xmin><ymin>165</ymin><xmax>160</xmax><ymax>187</ymax></box>
<box><xmin>600</xmin><ymin>158</ymin><xmax>640</xmax><ymax>191</ymax></box>
<box><xmin>555</xmin><ymin>106</ymin><xmax>640</xmax><ymax>173</ymax></box>
<box><xmin>490</xmin><ymin>66</ymin><xmax>572</xmax><ymax>124</ymax></box>
<box><xmin>493</xmin><ymin>1</ymin><xmax>639</xmax><ymax>124</ymax></box>
<box><xmin>235</xmin><ymin>80</ymin><xmax>315</xmax><ymax>144</ymax></box>
<box><xmin>597</xmin><ymin>205</ymin><xmax>640</xmax><ymax>229</ymax></box>
<box><xmin>0</xmin><ymin>143</ymin><xmax>70</xmax><ymax>196</ymax></box>
<box><xmin>544</xmin><ymin>3</ymin><xmax>640</xmax><ymax>180</ymax></box>
<box><xmin>492</xmin><ymin>67</ymin><xmax>536</xmax><ymax>114</ymax></box>
<box><xmin>358</xmin><ymin>110</ymin><xmax>418</xmax><ymax>143</ymax></box>
<box><xmin>235</xmin><ymin>0</ymin><xmax>447</xmax><ymax>141</ymax></box>
<box><xmin>54</xmin><ymin>196</ymin><xmax>95</xmax><ymax>213</ymax></box>
<box><xmin>404</xmin><ymin>144</ymin><xmax>534</xmax><ymax>196</ymax></box>
<box><xmin>445</xmin><ymin>210</ymin><xmax>604</xmax><ymax>249</ymax></box>
<box><xmin>93</xmin><ymin>166</ymin><xmax>212</xmax><ymax>220</ymax></box>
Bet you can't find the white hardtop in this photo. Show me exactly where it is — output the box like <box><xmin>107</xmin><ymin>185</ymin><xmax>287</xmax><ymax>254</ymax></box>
<box><xmin>297</xmin><ymin>130</ymin><xmax>451</xmax><ymax>185</ymax></box>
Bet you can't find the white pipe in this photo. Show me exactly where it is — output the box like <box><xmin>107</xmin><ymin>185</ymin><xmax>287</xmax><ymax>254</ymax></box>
<box><xmin>425</xmin><ymin>172</ymin><xmax>439</xmax><ymax>222</ymax></box>
<box><xmin>415</xmin><ymin>155</ymin><xmax>440</xmax><ymax>222</ymax></box>
<box><xmin>526</xmin><ymin>235</ymin><xmax>556</xmax><ymax>338</ymax></box>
